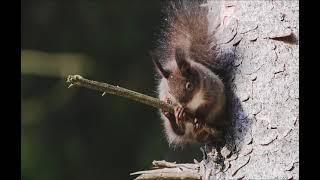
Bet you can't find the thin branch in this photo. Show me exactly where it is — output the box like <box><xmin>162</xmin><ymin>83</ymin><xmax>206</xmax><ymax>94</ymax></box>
<box><xmin>67</xmin><ymin>75</ymin><xmax>181</xmax><ymax>115</ymax></box>
<box><xmin>130</xmin><ymin>160</ymin><xmax>201</xmax><ymax>180</ymax></box>
<box><xmin>134</xmin><ymin>172</ymin><xmax>201</xmax><ymax>180</ymax></box>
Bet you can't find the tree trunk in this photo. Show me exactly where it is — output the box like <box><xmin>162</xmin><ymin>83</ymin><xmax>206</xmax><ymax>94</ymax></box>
<box><xmin>132</xmin><ymin>0</ymin><xmax>299</xmax><ymax>179</ymax></box>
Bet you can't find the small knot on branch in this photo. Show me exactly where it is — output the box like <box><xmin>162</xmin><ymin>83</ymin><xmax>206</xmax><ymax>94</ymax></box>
<box><xmin>66</xmin><ymin>74</ymin><xmax>83</xmax><ymax>84</ymax></box>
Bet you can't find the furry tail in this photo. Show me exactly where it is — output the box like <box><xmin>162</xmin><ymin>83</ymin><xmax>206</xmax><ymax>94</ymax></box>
<box><xmin>155</xmin><ymin>0</ymin><xmax>215</xmax><ymax>70</ymax></box>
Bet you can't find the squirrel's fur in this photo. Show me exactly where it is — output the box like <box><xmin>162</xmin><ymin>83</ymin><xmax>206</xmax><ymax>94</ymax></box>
<box><xmin>152</xmin><ymin>0</ymin><xmax>228</xmax><ymax>148</ymax></box>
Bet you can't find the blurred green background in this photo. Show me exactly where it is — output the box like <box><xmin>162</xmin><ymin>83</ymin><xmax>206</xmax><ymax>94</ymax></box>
<box><xmin>21</xmin><ymin>1</ymin><xmax>202</xmax><ymax>180</ymax></box>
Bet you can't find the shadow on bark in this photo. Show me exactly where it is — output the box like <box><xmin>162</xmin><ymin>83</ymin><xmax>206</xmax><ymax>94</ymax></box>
<box><xmin>204</xmin><ymin>49</ymin><xmax>253</xmax><ymax>169</ymax></box>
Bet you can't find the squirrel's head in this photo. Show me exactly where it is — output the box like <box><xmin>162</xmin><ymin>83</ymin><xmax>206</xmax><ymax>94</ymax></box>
<box><xmin>153</xmin><ymin>48</ymin><xmax>201</xmax><ymax>106</ymax></box>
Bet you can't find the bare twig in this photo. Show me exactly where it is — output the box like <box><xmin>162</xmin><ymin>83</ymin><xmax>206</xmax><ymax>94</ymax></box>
<box><xmin>134</xmin><ymin>172</ymin><xmax>201</xmax><ymax>180</ymax></box>
<box><xmin>130</xmin><ymin>160</ymin><xmax>201</xmax><ymax>180</ymax></box>
<box><xmin>67</xmin><ymin>75</ymin><xmax>183</xmax><ymax>115</ymax></box>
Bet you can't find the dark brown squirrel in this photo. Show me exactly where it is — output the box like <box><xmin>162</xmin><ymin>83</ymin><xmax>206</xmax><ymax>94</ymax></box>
<box><xmin>151</xmin><ymin>0</ymin><xmax>228</xmax><ymax>147</ymax></box>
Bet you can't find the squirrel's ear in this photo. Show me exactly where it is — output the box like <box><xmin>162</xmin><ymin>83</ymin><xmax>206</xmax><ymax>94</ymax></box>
<box><xmin>175</xmin><ymin>48</ymin><xmax>191</xmax><ymax>76</ymax></box>
<box><xmin>150</xmin><ymin>51</ymin><xmax>170</xmax><ymax>79</ymax></box>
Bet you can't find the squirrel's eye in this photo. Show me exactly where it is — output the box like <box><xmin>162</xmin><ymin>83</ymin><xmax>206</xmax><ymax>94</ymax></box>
<box><xmin>185</xmin><ymin>82</ymin><xmax>193</xmax><ymax>91</ymax></box>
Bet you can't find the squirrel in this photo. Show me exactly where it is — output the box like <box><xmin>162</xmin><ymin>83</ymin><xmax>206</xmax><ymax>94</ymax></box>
<box><xmin>151</xmin><ymin>0</ymin><xmax>229</xmax><ymax>147</ymax></box>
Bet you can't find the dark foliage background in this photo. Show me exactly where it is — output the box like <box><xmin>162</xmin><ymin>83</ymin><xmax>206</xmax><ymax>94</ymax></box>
<box><xmin>21</xmin><ymin>1</ymin><xmax>202</xmax><ymax>180</ymax></box>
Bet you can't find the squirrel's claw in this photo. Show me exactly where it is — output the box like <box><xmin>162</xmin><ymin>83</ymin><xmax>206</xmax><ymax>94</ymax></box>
<box><xmin>174</xmin><ymin>106</ymin><xmax>186</xmax><ymax>128</ymax></box>
<box><xmin>193</xmin><ymin>118</ymin><xmax>205</xmax><ymax>133</ymax></box>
